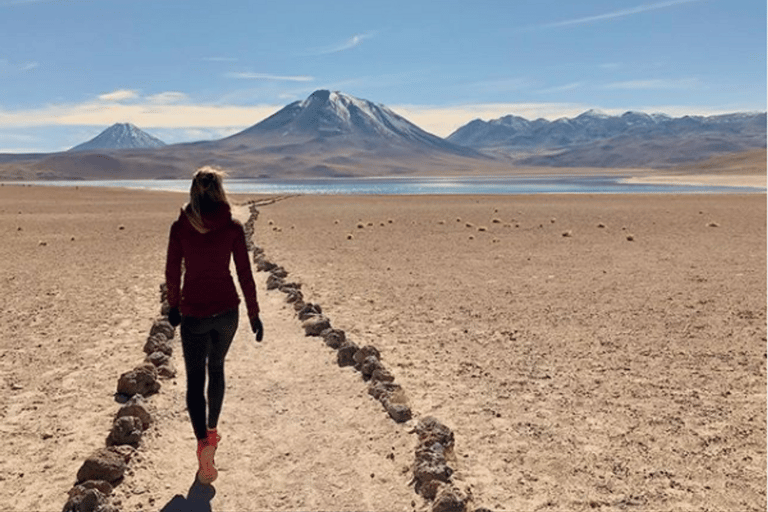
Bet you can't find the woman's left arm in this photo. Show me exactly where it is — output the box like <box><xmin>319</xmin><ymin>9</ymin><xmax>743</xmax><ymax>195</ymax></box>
<box><xmin>232</xmin><ymin>222</ymin><xmax>260</xmax><ymax>320</ymax></box>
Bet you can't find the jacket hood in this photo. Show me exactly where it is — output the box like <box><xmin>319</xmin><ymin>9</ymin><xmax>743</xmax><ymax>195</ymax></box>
<box><xmin>181</xmin><ymin>202</ymin><xmax>232</xmax><ymax>234</ymax></box>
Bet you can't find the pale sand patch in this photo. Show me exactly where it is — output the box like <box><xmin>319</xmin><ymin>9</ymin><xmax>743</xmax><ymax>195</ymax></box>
<box><xmin>623</xmin><ymin>174</ymin><xmax>766</xmax><ymax>189</ymax></box>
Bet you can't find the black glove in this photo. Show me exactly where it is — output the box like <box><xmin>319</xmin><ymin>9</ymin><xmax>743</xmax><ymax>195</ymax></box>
<box><xmin>250</xmin><ymin>315</ymin><xmax>264</xmax><ymax>342</ymax></box>
<box><xmin>168</xmin><ymin>307</ymin><xmax>181</xmax><ymax>327</ymax></box>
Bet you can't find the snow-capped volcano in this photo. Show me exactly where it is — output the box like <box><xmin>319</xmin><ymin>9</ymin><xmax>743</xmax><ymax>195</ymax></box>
<box><xmin>222</xmin><ymin>90</ymin><xmax>480</xmax><ymax>157</ymax></box>
<box><xmin>69</xmin><ymin>123</ymin><xmax>166</xmax><ymax>152</ymax></box>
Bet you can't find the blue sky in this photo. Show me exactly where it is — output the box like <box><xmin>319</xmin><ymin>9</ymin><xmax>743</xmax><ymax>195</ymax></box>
<box><xmin>0</xmin><ymin>0</ymin><xmax>765</xmax><ymax>152</ymax></box>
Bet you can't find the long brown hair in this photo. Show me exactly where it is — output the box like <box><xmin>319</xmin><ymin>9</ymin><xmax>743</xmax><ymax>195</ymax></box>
<box><xmin>189</xmin><ymin>166</ymin><xmax>228</xmax><ymax>222</ymax></box>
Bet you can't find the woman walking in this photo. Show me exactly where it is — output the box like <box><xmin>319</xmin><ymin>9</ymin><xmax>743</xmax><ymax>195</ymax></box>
<box><xmin>165</xmin><ymin>167</ymin><xmax>264</xmax><ymax>484</ymax></box>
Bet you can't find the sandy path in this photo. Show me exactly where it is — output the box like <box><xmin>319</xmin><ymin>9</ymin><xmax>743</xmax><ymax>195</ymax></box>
<box><xmin>111</xmin><ymin>205</ymin><xmax>418</xmax><ymax>512</ymax></box>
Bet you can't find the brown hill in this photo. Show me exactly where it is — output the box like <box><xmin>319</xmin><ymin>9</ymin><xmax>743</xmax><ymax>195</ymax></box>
<box><xmin>670</xmin><ymin>148</ymin><xmax>766</xmax><ymax>175</ymax></box>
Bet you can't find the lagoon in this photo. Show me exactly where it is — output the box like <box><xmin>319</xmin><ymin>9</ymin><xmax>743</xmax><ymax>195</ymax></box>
<box><xmin>3</xmin><ymin>175</ymin><xmax>764</xmax><ymax>195</ymax></box>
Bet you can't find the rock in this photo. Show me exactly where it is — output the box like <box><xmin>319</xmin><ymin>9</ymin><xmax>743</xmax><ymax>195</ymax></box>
<box><xmin>106</xmin><ymin>416</ymin><xmax>143</xmax><ymax>447</ymax></box>
<box><xmin>149</xmin><ymin>318</ymin><xmax>174</xmax><ymax>340</ymax></box>
<box><xmin>256</xmin><ymin>258</ymin><xmax>277</xmax><ymax>272</ymax></box>
<box><xmin>386</xmin><ymin>402</ymin><xmax>412</xmax><ymax>423</ymax></box>
<box><xmin>143</xmin><ymin>334</ymin><xmax>172</xmax><ymax>356</ymax></box>
<box><xmin>115</xmin><ymin>395</ymin><xmax>153</xmax><ymax>430</ymax></box>
<box><xmin>303</xmin><ymin>315</ymin><xmax>331</xmax><ymax>336</ymax></box>
<box><xmin>415</xmin><ymin>416</ymin><xmax>455</xmax><ymax>450</ymax></box>
<box><xmin>337</xmin><ymin>341</ymin><xmax>360</xmax><ymax>367</ymax></box>
<box><xmin>157</xmin><ymin>362</ymin><xmax>177</xmax><ymax>379</ymax></box>
<box><xmin>432</xmin><ymin>483</ymin><xmax>469</xmax><ymax>512</ymax></box>
<box><xmin>266</xmin><ymin>273</ymin><xmax>284</xmax><ymax>290</ymax></box>
<box><xmin>145</xmin><ymin>350</ymin><xmax>170</xmax><ymax>367</ymax></box>
<box><xmin>413</xmin><ymin>443</ymin><xmax>454</xmax><ymax>499</ymax></box>
<box><xmin>412</xmin><ymin>417</ymin><xmax>457</xmax><ymax>498</ymax></box>
<box><xmin>73</xmin><ymin>480</ymin><xmax>114</xmax><ymax>496</ymax></box>
<box><xmin>63</xmin><ymin>480</ymin><xmax>116</xmax><ymax>512</ymax></box>
<box><xmin>108</xmin><ymin>444</ymin><xmax>137</xmax><ymax>462</ymax></box>
<box><xmin>353</xmin><ymin>345</ymin><xmax>381</xmax><ymax>364</ymax></box>
<box><xmin>359</xmin><ymin>355</ymin><xmax>383</xmax><ymax>379</ymax></box>
<box><xmin>293</xmin><ymin>300</ymin><xmax>307</xmax><ymax>312</ymax></box>
<box><xmin>413</xmin><ymin>416</ymin><xmax>454</xmax><ymax>500</ymax></box>
<box><xmin>372</xmin><ymin>367</ymin><xmax>395</xmax><ymax>383</ymax></box>
<box><xmin>63</xmin><ymin>487</ymin><xmax>107</xmax><ymax>512</ymax></box>
<box><xmin>368</xmin><ymin>381</ymin><xmax>403</xmax><ymax>402</ymax></box>
<box><xmin>322</xmin><ymin>328</ymin><xmax>346</xmax><ymax>349</ymax></box>
<box><xmin>369</xmin><ymin>381</ymin><xmax>412</xmax><ymax>422</ymax></box>
<box><xmin>279</xmin><ymin>282</ymin><xmax>302</xmax><ymax>293</ymax></box>
<box><xmin>285</xmin><ymin>289</ymin><xmax>303</xmax><ymax>304</ymax></box>
<box><xmin>117</xmin><ymin>364</ymin><xmax>161</xmax><ymax>397</ymax></box>
<box><xmin>76</xmin><ymin>448</ymin><xmax>129</xmax><ymax>484</ymax></box>
<box><xmin>270</xmin><ymin>266</ymin><xmax>289</xmax><ymax>279</ymax></box>
<box><xmin>298</xmin><ymin>303</ymin><xmax>322</xmax><ymax>321</ymax></box>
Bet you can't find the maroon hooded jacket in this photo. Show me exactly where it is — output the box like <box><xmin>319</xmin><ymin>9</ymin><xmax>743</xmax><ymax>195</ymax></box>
<box><xmin>165</xmin><ymin>203</ymin><xmax>259</xmax><ymax>319</ymax></box>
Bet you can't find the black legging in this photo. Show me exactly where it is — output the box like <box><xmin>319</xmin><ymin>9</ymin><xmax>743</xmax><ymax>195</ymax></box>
<box><xmin>180</xmin><ymin>308</ymin><xmax>238</xmax><ymax>440</ymax></box>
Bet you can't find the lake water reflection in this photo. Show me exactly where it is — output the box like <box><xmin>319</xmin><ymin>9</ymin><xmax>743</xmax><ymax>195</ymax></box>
<box><xmin>4</xmin><ymin>176</ymin><xmax>764</xmax><ymax>195</ymax></box>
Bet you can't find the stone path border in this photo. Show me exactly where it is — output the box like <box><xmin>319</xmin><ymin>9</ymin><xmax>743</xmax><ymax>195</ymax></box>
<box><xmin>61</xmin><ymin>197</ymin><xmax>496</xmax><ymax>512</ymax></box>
<box><xmin>62</xmin><ymin>287</ymin><xmax>177</xmax><ymax>512</ymax></box>
<box><xmin>244</xmin><ymin>199</ymin><xmax>494</xmax><ymax>512</ymax></box>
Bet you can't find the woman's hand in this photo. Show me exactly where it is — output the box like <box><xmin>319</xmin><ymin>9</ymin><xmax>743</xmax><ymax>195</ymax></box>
<box><xmin>168</xmin><ymin>307</ymin><xmax>181</xmax><ymax>327</ymax></box>
<box><xmin>250</xmin><ymin>315</ymin><xmax>264</xmax><ymax>342</ymax></box>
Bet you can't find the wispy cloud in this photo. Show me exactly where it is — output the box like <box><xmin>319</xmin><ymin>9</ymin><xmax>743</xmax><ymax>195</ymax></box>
<box><xmin>0</xmin><ymin>91</ymin><xmax>283</xmax><ymax>129</ymax></box>
<box><xmin>0</xmin><ymin>58</ymin><xmax>40</xmax><ymax>74</ymax></box>
<box><xmin>147</xmin><ymin>91</ymin><xmax>188</xmax><ymax>104</ymax></box>
<box><xmin>602</xmin><ymin>78</ymin><xmax>701</xmax><ymax>90</ymax></box>
<box><xmin>226</xmin><ymin>72</ymin><xmax>314</xmax><ymax>82</ymax></box>
<box><xmin>307</xmin><ymin>32</ymin><xmax>374</xmax><ymax>55</ymax></box>
<box><xmin>536</xmin><ymin>82</ymin><xmax>585</xmax><ymax>94</ymax></box>
<box><xmin>98</xmin><ymin>89</ymin><xmax>140</xmax><ymax>102</ymax></box>
<box><xmin>526</xmin><ymin>0</ymin><xmax>704</xmax><ymax>30</ymax></box>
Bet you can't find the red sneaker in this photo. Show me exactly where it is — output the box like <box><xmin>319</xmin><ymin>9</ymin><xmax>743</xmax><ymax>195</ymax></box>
<box><xmin>196</xmin><ymin>436</ymin><xmax>218</xmax><ymax>484</ymax></box>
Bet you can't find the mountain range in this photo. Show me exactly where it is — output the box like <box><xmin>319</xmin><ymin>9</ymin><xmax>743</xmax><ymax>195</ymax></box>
<box><xmin>448</xmin><ymin>110</ymin><xmax>766</xmax><ymax>168</ymax></box>
<box><xmin>0</xmin><ymin>90</ymin><xmax>764</xmax><ymax>180</ymax></box>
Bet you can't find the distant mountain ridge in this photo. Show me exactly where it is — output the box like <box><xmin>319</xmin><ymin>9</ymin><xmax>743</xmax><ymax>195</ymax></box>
<box><xmin>448</xmin><ymin>110</ymin><xmax>766</xmax><ymax>149</ymax></box>
<box><xmin>448</xmin><ymin>110</ymin><xmax>766</xmax><ymax>167</ymax></box>
<box><xmin>69</xmin><ymin>123</ymin><xmax>166</xmax><ymax>152</ymax></box>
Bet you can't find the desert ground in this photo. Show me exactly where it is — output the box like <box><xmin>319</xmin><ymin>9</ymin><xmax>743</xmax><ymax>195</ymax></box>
<box><xmin>0</xmin><ymin>180</ymin><xmax>765</xmax><ymax>511</ymax></box>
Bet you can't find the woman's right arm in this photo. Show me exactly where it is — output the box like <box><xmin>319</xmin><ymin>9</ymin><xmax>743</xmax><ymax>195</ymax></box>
<box><xmin>165</xmin><ymin>222</ymin><xmax>183</xmax><ymax>312</ymax></box>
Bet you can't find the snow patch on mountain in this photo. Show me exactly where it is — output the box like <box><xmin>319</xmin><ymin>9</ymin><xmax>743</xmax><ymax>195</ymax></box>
<box><xmin>224</xmin><ymin>90</ymin><xmax>482</xmax><ymax>158</ymax></box>
<box><xmin>69</xmin><ymin>123</ymin><xmax>166</xmax><ymax>152</ymax></box>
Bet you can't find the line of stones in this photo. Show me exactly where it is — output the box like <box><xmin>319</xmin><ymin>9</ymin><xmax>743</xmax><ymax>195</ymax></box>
<box><xmin>245</xmin><ymin>200</ymin><xmax>491</xmax><ymax>512</ymax></box>
<box><xmin>62</xmin><ymin>287</ymin><xmax>177</xmax><ymax>512</ymax></box>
